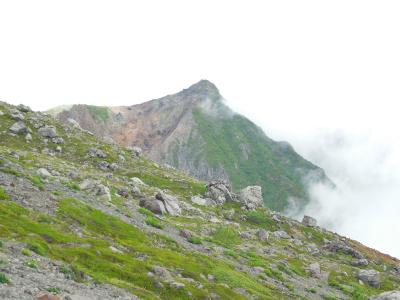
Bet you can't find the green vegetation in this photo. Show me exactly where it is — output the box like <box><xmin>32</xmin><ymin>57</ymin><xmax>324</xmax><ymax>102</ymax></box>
<box><xmin>193</xmin><ymin>108</ymin><xmax>322</xmax><ymax>211</ymax></box>
<box><xmin>87</xmin><ymin>105</ymin><xmax>109</xmax><ymax>122</ymax></box>
<box><xmin>209</xmin><ymin>227</ymin><xmax>241</xmax><ymax>248</ymax></box>
<box><xmin>29</xmin><ymin>175</ymin><xmax>45</xmax><ymax>191</ymax></box>
<box><xmin>0</xmin><ymin>187</ymin><xmax>10</xmax><ymax>200</ymax></box>
<box><xmin>0</xmin><ymin>272</ymin><xmax>9</xmax><ymax>284</ymax></box>
<box><xmin>25</xmin><ymin>260</ymin><xmax>38</xmax><ymax>269</ymax></box>
<box><xmin>47</xmin><ymin>287</ymin><xmax>61</xmax><ymax>294</ymax></box>
<box><xmin>187</xmin><ymin>236</ymin><xmax>202</xmax><ymax>245</ymax></box>
<box><xmin>145</xmin><ymin>216</ymin><xmax>164</xmax><ymax>229</ymax></box>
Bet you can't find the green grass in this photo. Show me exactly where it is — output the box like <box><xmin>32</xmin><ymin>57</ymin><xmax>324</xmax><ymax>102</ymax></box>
<box><xmin>0</xmin><ymin>187</ymin><xmax>10</xmax><ymax>200</ymax></box>
<box><xmin>209</xmin><ymin>227</ymin><xmax>241</xmax><ymax>248</ymax></box>
<box><xmin>29</xmin><ymin>175</ymin><xmax>45</xmax><ymax>191</ymax></box>
<box><xmin>0</xmin><ymin>272</ymin><xmax>9</xmax><ymax>284</ymax></box>
<box><xmin>187</xmin><ymin>236</ymin><xmax>202</xmax><ymax>245</ymax></box>
<box><xmin>145</xmin><ymin>216</ymin><xmax>164</xmax><ymax>229</ymax></box>
<box><xmin>25</xmin><ymin>260</ymin><xmax>38</xmax><ymax>268</ymax></box>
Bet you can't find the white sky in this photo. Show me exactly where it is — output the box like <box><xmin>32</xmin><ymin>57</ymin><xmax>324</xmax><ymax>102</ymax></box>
<box><xmin>1</xmin><ymin>1</ymin><xmax>400</xmax><ymax>256</ymax></box>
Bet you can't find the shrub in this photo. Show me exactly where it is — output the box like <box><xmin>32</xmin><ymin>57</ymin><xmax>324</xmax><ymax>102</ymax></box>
<box><xmin>22</xmin><ymin>248</ymin><xmax>31</xmax><ymax>256</ymax></box>
<box><xmin>145</xmin><ymin>216</ymin><xmax>164</xmax><ymax>229</ymax></box>
<box><xmin>25</xmin><ymin>260</ymin><xmax>38</xmax><ymax>269</ymax></box>
<box><xmin>0</xmin><ymin>272</ymin><xmax>9</xmax><ymax>284</ymax></box>
<box><xmin>47</xmin><ymin>287</ymin><xmax>61</xmax><ymax>294</ymax></box>
<box><xmin>27</xmin><ymin>242</ymin><xmax>46</xmax><ymax>256</ymax></box>
<box><xmin>138</xmin><ymin>207</ymin><xmax>153</xmax><ymax>217</ymax></box>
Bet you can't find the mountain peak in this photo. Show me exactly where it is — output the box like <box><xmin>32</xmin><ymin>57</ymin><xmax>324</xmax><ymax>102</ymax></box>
<box><xmin>182</xmin><ymin>79</ymin><xmax>220</xmax><ymax>99</ymax></box>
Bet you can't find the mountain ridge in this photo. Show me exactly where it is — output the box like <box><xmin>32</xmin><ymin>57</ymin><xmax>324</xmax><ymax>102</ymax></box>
<box><xmin>52</xmin><ymin>80</ymin><xmax>330</xmax><ymax>211</ymax></box>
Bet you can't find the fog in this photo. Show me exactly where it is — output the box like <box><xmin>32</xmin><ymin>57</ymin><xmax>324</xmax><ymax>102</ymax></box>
<box><xmin>275</xmin><ymin>129</ymin><xmax>400</xmax><ymax>258</ymax></box>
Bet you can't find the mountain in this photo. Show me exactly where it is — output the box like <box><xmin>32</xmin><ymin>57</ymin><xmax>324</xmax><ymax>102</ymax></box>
<box><xmin>53</xmin><ymin>80</ymin><xmax>329</xmax><ymax>212</ymax></box>
<box><xmin>0</xmin><ymin>101</ymin><xmax>399</xmax><ymax>300</ymax></box>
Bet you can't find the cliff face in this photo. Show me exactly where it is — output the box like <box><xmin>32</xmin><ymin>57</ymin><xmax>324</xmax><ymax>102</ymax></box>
<box><xmin>54</xmin><ymin>80</ymin><xmax>328</xmax><ymax>211</ymax></box>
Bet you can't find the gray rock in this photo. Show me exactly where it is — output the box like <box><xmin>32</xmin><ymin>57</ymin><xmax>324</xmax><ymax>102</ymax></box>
<box><xmin>9</xmin><ymin>121</ymin><xmax>28</xmax><ymax>134</ymax></box>
<box><xmin>205</xmin><ymin>180</ymin><xmax>233</xmax><ymax>205</ymax></box>
<box><xmin>302</xmin><ymin>215</ymin><xmax>317</xmax><ymax>227</ymax></box>
<box><xmin>325</xmin><ymin>240</ymin><xmax>364</xmax><ymax>259</ymax></box>
<box><xmin>0</xmin><ymin>110</ymin><xmax>4</xmax><ymax>116</ymax></box>
<box><xmin>155</xmin><ymin>192</ymin><xmax>181</xmax><ymax>216</ymax></box>
<box><xmin>25</xmin><ymin>133</ymin><xmax>32</xmax><ymax>142</ymax></box>
<box><xmin>51</xmin><ymin>137</ymin><xmax>64</xmax><ymax>144</ymax></box>
<box><xmin>179</xmin><ymin>229</ymin><xmax>193</xmax><ymax>239</ymax></box>
<box><xmin>37</xmin><ymin>168</ymin><xmax>52</xmax><ymax>178</ymax></box>
<box><xmin>130</xmin><ymin>177</ymin><xmax>146</xmax><ymax>186</ymax></box>
<box><xmin>38</xmin><ymin>126</ymin><xmax>57</xmax><ymax>138</ymax></box>
<box><xmin>371</xmin><ymin>291</ymin><xmax>400</xmax><ymax>300</ymax></box>
<box><xmin>306</xmin><ymin>262</ymin><xmax>321</xmax><ymax>278</ymax></box>
<box><xmin>87</xmin><ymin>148</ymin><xmax>107</xmax><ymax>158</ymax></box>
<box><xmin>257</xmin><ymin>229</ymin><xmax>269</xmax><ymax>241</ymax></box>
<box><xmin>239</xmin><ymin>186</ymin><xmax>263</xmax><ymax>209</ymax></box>
<box><xmin>170</xmin><ymin>281</ymin><xmax>185</xmax><ymax>289</ymax></box>
<box><xmin>358</xmin><ymin>269</ymin><xmax>380</xmax><ymax>287</ymax></box>
<box><xmin>273</xmin><ymin>230</ymin><xmax>290</xmax><ymax>239</ymax></box>
<box><xmin>140</xmin><ymin>198</ymin><xmax>166</xmax><ymax>215</ymax></box>
<box><xmin>132</xmin><ymin>146</ymin><xmax>143</xmax><ymax>157</ymax></box>
<box><xmin>352</xmin><ymin>258</ymin><xmax>369</xmax><ymax>267</ymax></box>
<box><xmin>152</xmin><ymin>265</ymin><xmax>172</xmax><ymax>280</ymax></box>
<box><xmin>17</xmin><ymin>104</ymin><xmax>32</xmax><ymax>112</ymax></box>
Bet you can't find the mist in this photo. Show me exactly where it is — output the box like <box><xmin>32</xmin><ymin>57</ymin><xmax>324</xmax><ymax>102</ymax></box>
<box><xmin>282</xmin><ymin>129</ymin><xmax>400</xmax><ymax>258</ymax></box>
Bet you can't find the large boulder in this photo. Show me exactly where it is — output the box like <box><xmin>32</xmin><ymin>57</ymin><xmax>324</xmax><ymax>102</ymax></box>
<box><xmin>9</xmin><ymin>121</ymin><xmax>28</xmax><ymax>134</ymax></box>
<box><xmin>156</xmin><ymin>192</ymin><xmax>181</xmax><ymax>216</ymax></box>
<box><xmin>358</xmin><ymin>269</ymin><xmax>380</xmax><ymax>287</ymax></box>
<box><xmin>38</xmin><ymin>126</ymin><xmax>57</xmax><ymax>138</ymax></box>
<box><xmin>302</xmin><ymin>215</ymin><xmax>317</xmax><ymax>227</ymax></box>
<box><xmin>140</xmin><ymin>198</ymin><xmax>166</xmax><ymax>215</ymax></box>
<box><xmin>239</xmin><ymin>186</ymin><xmax>263</xmax><ymax>209</ymax></box>
<box><xmin>205</xmin><ymin>180</ymin><xmax>233</xmax><ymax>205</ymax></box>
<box><xmin>371</xmin><ymin>291</ymin><xmax>400</xmax><ymax>300</ymax></box>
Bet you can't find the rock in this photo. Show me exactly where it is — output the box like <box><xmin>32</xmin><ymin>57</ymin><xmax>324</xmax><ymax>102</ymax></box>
<box><xmin>10</xmin><ymin>109</ymin><xmax>25</xmax><ymax>120</ymax></box>
<box><xmin>371</xmin><ymin>290</ymin><xmax>400</xmax><ymax>300</ymax></box>
<box><xmin>179</xmin><ymin>229</ymin><xmax>193</xmax><ymax>239</ymax></box>
<box><xmin>257</xmin><ymin>229</ymin><xmax>269</xmax><ymax>241</ymax></box>
<box><xmin>25</xmin><ymin>133</ymin><xmax>32</xmax><ymax>142</ymax></box>
<box><xmin>51</xmin><ymin>137</ymin><xmax>64</xmax><ymax>144</ymax></box>
<box><xmin>67</xmin><ymin>118</ymin><xmax>82</xmax><ymax>129</ymax></box>
<box><xmin>37</xmin><ymin>295</ymin><xmax>62</xmax><ymax>300</ymax></box>
<box><xmin>17</xmin><ymin>104</ymin><xmax>32</xmax><ymax>112</ymax></box>
<box><xmin>139</xmin><ymin>198</ymin><xmax>166</xmax><ymax>215</ymax></box>
<box><xmin>191</xmin><ymin>195</ymin><xmax>212</xmax><ymax>206</ymax></box>
<box><xmin>170</xmin><ymin>281</ymin><xmax>185</xmax><ymax>289</ymax></box>
<box><xmin>131</xmin><ymin>186</ymin><xmax>141</xmax><ymax>196</ymax></box>
<box><xmin>273</xmin><ymin>230</ymin><xmax>290</xmax><ymax>239</ymax></box>
<box><xmin>9</xmin><ymin>121</ymin><xmax>28</xmax><ymax>134</ymax></box>
<box><xmin>240</xmin><ymin>231</ymin><xmax>253</xmax><ymax>239</ymax></box>
<box><xmin>103</xmin><ymin>136</ymin><xmax>117</xmax><ymax>145</ymax></box>
<box><xmin>37</xmin><ymin>168</ymin><xmax>52</xmax><ymax>178</ymax></box>
<box><xmin>306</xmin><ymin>262</ymin><xmax>321</xmax><ymax>278</ymax></box>
<box><xmin>87</xmin><ymin>148</ymin><xmax>106</xmax><ymax>158</ymax></box>
<box><xmin>79</xmin><ymin>179</ymin><xmax>97</xmax><ymax>190</ymax></box>
<box><xmin>94</xmin><ymin>184</ymin><xmax>111</xmax><ymax>201</ymax></box>
<box><xmin>38</xmin><ymin>126</ymin><xmax>57</xmax><ymax>138</ymax></box>
<box><xmin>302</xmin><ymin>215</ymin><xmax>317</xmax><ymax>227</ymax></box>
<box><xmin>325</xmin><ymin>240</ymin><xmax>364</xmax><ymax>259</ymax></box>
<box><xmin>117</xmin><ymin>187</ymin><xmax>129</xmax><ymax>198</ymax></box>
<box><xmin>205</xmin><ymin>180</ymin><xmax>233</xmax><ymax>205</ymax></box>
<box><xmin>0</xmin><ymin>110</ymin><xmax>3</xmax><ymax>116</ymax></box>
<box><xmin>130</xmin><ymin>177</ymin><xmax>146</xmax><ymax>186</ymax></box>
<box><xmin>352</xmin><ymin>258</ymin><xmax>369</xmax><ymax>267</ymax></box>
<box><xmin>224</xmin><ymin>208</ymin><xmax>235</xmax><ymax>220</ymax></box>
<box><xmin>358</xmin><ymin>269</ymin><xmax>380</xmax><ymax>287</ymax></box>
<box><xmin>132</xmin><ymin>146</ymin><xmax>143</xmax><ymax>157</ymax></box>
<box><xmin>109</xmin><ymin>246</ymin><xmax>123</xmax><ymax>254</ymax></box>
<box><xmin>155</xmin><ymin>192</ymin><xmax>181</xmax><ymax>216</ymax></box>
<box><xmin>152</xmin><ymin>265</ymin><xmax>172</xmax><ymax>280</ymax></box>
<box><xmin>250</xmin><ymin>266</ymin><xmax>264</xmax><ymax>276</ymax></box>
<box><xmin>239</xmin><ymin>186</ymin><xmax>263</xmax><ymax>209</ymax></box>
<box><xmin>55</xmin><ymin>146</ymin><xmax>62</xmax><ymax>153</ymax></box>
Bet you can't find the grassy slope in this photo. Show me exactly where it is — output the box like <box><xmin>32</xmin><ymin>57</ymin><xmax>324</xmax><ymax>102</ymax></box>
<box><xmin>192</xmin><ymin>107</ymin><xmax>321</xmax><ymax>211</ymax></box>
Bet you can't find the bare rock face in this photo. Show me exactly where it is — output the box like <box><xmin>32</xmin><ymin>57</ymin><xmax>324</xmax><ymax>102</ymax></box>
<box><xmin>239</xmin><ymin>186</ymin><xmax>263</xmax><ymax>209</ymax></box>
<box><xmin>155</xmin><ymin>192</ymin><xmax>181</xmax><ymax>216</ymax></box>
<box><xmin>140</xmin><ymin>198</ymin><xmax>166</xmax><ymax>215</ymax></box>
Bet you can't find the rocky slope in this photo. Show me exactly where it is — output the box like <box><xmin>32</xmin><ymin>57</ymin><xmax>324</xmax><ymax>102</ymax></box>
<box><xmin>1</xmin><ymin>101</ymin><xmax>400</xmax><ymax>300</ymax></box>
<box><xmin>53</xmin><ymin>80</ymin><xmax>330</xmax><ymax>212</ymax></box>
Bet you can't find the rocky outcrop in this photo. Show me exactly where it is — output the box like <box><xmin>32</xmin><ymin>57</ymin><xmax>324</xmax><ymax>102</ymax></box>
<box><xmin>358</xmin><ymin>269</ymin><xmax>380</xmax><ymax>287</ymax></box>
<box><xmin>302</xmin><ymin>215</ymin><xmax>317</xmax><ymax>227</ymax></box>
<box><xmin>139</xmin><ymin>192</ymin><xmax>181</xmax><ymax>216</ymax></box>
<box><xmin>371</xmin><ymin>291</ymin><xmax>400</xmax><ymax>300</ymax></box>
<box><xmin>205</xmin><ymin>180</ymin><xmax>233</xmax><ymax>205</ymax></box>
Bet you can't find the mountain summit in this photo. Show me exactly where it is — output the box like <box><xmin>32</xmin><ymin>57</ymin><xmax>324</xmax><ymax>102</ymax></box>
<box><xmin>54</xmin><ymin>80</ymin><xmax>328</xmax><ymax>211</ymax></box>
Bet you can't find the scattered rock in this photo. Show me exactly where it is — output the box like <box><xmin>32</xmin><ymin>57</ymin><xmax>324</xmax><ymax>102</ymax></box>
<box><xmin>9</xmin><ymin>121</ymin><xmax>28</xmax><ymax>134</ymax></box>
<box><xmin>139</xmin><ymin>198</ymin><xmax>166</xmax><ymax>215</ymax></box>
<box><xmin>170</xmin><ymin>281</ymin><xmax>185</xmax><ymax>289</ymax></box>
<box><xmin>179</xmin><ymin>229</ymin><xmax>193</xmax><ymax>239</ymax></box>
<box><xmin>358</xmin><ymin>269</ymin><xmax>380</xmax><ymax>287</ymax></box>
<box><xmin>152</xmin><ymin>265</ymin><xmax>172</xmax><ymax>280</ymax></box>
<box><xmin>239</xmin><ymin>186</ymin><xmax>263</xmax><ymax>209</ymax></box>
<box><xmin>130</xmin><ymin>177</ymin><xmax>146</xmax><ymax>186</ymax></box>
<box><xmin>191</xmin><ymin>195</ymin><xmax>213</xmax><ymax>206</ymax></box>
<box><xmin>155</xmin><ymin>192</ymin><xmax>181</xmax><ymax>216</ymax></box>
<box><xmin>25</xmin><ymin>133</ymin><xmax>32</xmax><ymax>142</ymax></box>
<box><xmin>17</xmin><ymin>104</ymin><xmax>32</xmax><ymax>112</ymax></box>
<box><xmin>325</xmin><ymin>240</ymin><xmax>364</xmax><ymax>259</ymax></box>
<box><xmin>302</xmin><ymin>215</ymin><xmax>317</xmax><ymax>227</ymax></box>
<box><xmin>257</xmin><ymin>229</ymin><xmax>269</xmax><ymax>241</ymax></box>
<box><xmin>87</xmin><ymin>148</ymin><xmax>106</xmax><ymax>158</ymax></box>
<box><xmin>132</xmin><ymin>146</ymin><xmax>143</xmax><ymax>157</ymax></box>
<box><xmin>352</xmin><ymin>258</ymin><xmax>369</xmax><ymax>267</ymax></box>
<box><xmin>38</xmin><ymin>126</ymin><xmax>57</xmax><ymax>138</ymax></box>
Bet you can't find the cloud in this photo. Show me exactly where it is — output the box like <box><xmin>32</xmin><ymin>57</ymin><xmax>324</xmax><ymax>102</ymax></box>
<box><xmin>285</xmin><ymin>129</ymin><xmax>400</xmax><ymax>258</ymax></box>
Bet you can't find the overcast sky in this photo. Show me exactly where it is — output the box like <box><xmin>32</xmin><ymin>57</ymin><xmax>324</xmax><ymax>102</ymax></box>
<box><xmin>1</xmin><ymin>1</ymin><xmax>400</xmax><ymax>257</ymax></box>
